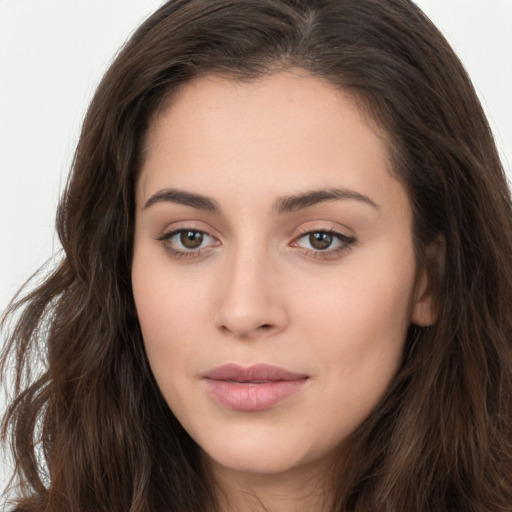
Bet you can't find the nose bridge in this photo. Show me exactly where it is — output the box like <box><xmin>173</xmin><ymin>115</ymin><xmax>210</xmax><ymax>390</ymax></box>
<box><xmin>214</xmin><ymin>239</ymin><xmax>287</xmax><ymax>338</ymax></box>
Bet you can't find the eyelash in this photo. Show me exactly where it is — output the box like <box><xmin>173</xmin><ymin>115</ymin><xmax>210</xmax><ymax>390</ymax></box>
<box><xmin>292</xmin><ymin>229</ymin><xmax>356</xmax><ymax>259</ymax></box>
<box><xmin>156</xmin><ymin>229</ymin><xmax>218</xmax><ymax>259</ymax></box>
<box><xmin>156</xmin><ymin>228</ymin><xmax>356</xmax><ymax>260</ymax></box>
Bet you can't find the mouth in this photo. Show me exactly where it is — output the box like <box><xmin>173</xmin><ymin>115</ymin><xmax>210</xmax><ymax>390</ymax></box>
<box><xmin>201</xmin><ymin>364</ymin><xmax>309</xmax><ymax>411</ymax></box>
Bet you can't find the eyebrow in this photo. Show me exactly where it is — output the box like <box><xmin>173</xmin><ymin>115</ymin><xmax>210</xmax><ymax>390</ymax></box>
<box><xmin>143</xmin><ymin>186</ymin><xmax>379</xmax><ymax>213</ymax></box>
<box><xmin>274</xmin><ymin>187</ymin><xmax>380</xmax><ymax>213</ymax></box>
<box><xmin>144</xmin><ymin>188</ymin><xmax>220</xmax><ymax>212</ymax></box>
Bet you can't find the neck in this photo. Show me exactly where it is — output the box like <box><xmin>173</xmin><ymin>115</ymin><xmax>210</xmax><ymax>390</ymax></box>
<box><xmin>205</xmin><ymin>455</ymin><xmax>337</xmax><ymax>512</ymax></box>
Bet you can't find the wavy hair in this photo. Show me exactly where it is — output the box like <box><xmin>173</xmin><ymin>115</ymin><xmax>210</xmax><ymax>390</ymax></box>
<box><xmin>2</xmin><ymin>0</ymin><xmax>512</xmax><ymax>510</ymax></box>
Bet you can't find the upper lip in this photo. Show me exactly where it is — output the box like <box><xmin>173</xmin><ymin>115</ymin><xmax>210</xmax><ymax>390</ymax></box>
<box><xmin>202</xmin><ymin>364</ymin><xmax>309</xmax><ymax>382</ymax></box>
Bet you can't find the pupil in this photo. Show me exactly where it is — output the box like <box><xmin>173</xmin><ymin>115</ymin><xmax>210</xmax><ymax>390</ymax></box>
<box><xmin>309</xmin><ymin>232</ymin><xmax>332</xmax><ymax>250</ymax></box>
<box><xmin>180</xmin><ymin>231</ymin><xmax>203</xmax><ymax>249</ymax></box>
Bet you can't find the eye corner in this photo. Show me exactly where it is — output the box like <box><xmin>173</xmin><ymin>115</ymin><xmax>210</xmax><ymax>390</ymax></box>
<box><xmin>156</xmin><ymin>227</ymin><xmax>221</xmax><ymax>260</ymax></box>
<box><xmin>290</xmin><ymin>227</ymin><xmax>357</xmax><ymax>261</ymax></box>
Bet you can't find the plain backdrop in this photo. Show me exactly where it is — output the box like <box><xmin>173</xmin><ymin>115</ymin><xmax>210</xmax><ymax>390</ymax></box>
<box><xmin>1</xmin><ymin>0</ymin><xmax>511</xmax><ymax>495</ymax></box>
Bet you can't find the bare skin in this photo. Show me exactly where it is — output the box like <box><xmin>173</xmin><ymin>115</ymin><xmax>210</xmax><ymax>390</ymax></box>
<box><xmin>132</xmin><ymin>71</ymin><xmax>434</xmax><ymax>511</ymax></box>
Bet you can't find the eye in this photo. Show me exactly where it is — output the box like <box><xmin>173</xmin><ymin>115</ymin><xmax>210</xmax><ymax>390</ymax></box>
<box><xmin>157</xmin><ymin>228</ymin><xmax>219</xmax><ymax>257</ymax></box>
<box><xmin>177</xmin><ymin>230</ymin><xmax>206</xmax><ymax>249</ymax></box>
<box><xmin>305</xmin><ymin>232</ymin><xmax>337</xmax><ymax>250</ymax></box>
<box><xmin>292</xmin><ymin>230</ymin><xmax>355</xmax><ymax>258</ymax></box>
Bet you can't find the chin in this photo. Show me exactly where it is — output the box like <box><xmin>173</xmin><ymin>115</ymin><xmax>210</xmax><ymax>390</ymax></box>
<box><xmin>197</xmin><ymin>429</ymin><xmax>335</xmax><ymax>478</ymax></box>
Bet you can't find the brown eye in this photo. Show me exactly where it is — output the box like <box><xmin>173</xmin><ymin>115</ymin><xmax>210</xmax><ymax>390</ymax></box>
<box><xmin>308</xmin><ymin>232</ymin><xmax>333</xmax><ymax>250</ymax></box>
<box><xmin>180</xmin><ymin>230</ymin><xmax>204</xmax><ymax>249</ymax></box>
<box><xmin>157</xmin><ymin>228</ymin><xmax>219</xmax><ymax>257</ymax></box>
<box><xmin>292</xmin><ymin>229</ymin><xmax>356</xmax><ymax>258</ymax></box>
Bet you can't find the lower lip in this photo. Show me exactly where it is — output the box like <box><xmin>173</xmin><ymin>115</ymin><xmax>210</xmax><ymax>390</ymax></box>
<box><xmin>203</xmin><ymin>378</ymin><xmax>308</xmax><ymax>411</ymax></box>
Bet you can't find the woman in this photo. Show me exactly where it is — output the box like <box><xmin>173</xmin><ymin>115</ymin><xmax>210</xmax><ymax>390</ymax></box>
<box><xmin>2</xmin><ymin>0</ymin><xmax>512</xmax><ymax>510</ymax></box>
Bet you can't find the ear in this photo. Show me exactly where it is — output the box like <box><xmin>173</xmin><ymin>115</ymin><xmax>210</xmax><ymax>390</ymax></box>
<box><xmin>411</xmin><ymin>239</ymin><xmax>444</xmax><ymax>327</ymax></box>
<box><xmin>411</xmin><ymin>267</ymin><xmax>436</xmax><ymax>326</ymax></box>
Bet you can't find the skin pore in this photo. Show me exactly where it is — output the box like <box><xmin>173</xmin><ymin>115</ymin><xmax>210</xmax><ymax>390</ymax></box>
<box><xmin>131</xmin><ymin>71</ymin><xmax>434</xmax><ymax>511</ymax></box>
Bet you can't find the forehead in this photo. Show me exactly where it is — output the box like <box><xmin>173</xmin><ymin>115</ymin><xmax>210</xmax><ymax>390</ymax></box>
<box><xmin>146</xmin><ymin>70</ymin><xmax>389</xmax><ymax>156</ymax></box>
<box><xmin>137</xmin><ymin>71</ymin><xmax>405</xmax><ymax>215</ymax></box>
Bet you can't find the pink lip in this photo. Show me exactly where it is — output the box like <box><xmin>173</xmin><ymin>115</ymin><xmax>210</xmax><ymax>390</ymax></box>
<box><xmin>202</xmin><ymin>364</ymin><xmax>309</xmax><ymax>411</ymax></box>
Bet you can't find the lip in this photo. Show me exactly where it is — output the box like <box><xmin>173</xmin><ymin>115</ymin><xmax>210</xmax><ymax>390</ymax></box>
<box><xmin>202</xmin><ymin>364</ymin><xmax>309</xmax><ymax>411</ymax></box>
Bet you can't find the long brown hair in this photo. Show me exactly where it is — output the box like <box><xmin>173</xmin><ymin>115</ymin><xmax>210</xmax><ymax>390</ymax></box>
<box><xmin>2</xmin><ymin>1</ymin><xmax>512</xmax><ymax>510</ymax></box>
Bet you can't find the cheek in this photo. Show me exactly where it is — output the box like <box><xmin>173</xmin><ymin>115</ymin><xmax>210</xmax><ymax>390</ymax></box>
<box><xmin>296</xmin><ymin>247</ymin><xmax>415</xmax><ymax>341</ymax></box>
<box><xmin>131</xmin><ymin>250</ymin><xmax>204</xmax><ymax>367</ymax></box>
<box><xmin>132</xmin><ymin>263</ymin><xmax>208</xmax><ymax>429</ymax></box>
<box><xmin>293</xmin><ymin>244</ymin><xmax>416</xmax><ymax>404</ymax></box>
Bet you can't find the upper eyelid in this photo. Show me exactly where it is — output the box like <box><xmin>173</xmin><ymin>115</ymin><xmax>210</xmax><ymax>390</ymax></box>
<box><xmin>292</xmin><ymin>230</ymin><xmax>356</xmax><ymax>260</ymax></box>
<box><xmin>157</xmin><ymin>229</ymin><xmax>219</xmax><ymax>259</ymax></box>
<box><xmin>296</xmin><ymin>227</ymin><xmax>351</xmax><ymax>237</ymax></box>
<box><xmin>157</xmin><ymin>227</ymin><xmax>209</xmax><ymax>240</ymax></box>
<box><xmin>292</xmin><ymin>229</ymin><xmax>355</xmax><ymax>247</ymax></box>
<box><xmin>158</xmin><ymin>228</ymin><xmax>219</xmax><ymax>245</ymax></box>
<box><xmin>156</xmin><ymin>221</ymin><xmax>220</xmax><ymax>239</ymax></box>
<box><xmin>155</xmin><ymin>223</ymin><xmax>355</xmax><ymax>246</ymax></box>
<box><xmin>293</xmin><ymin>223</ymin><xmax>355</xmax><ymax>240</ymax></box>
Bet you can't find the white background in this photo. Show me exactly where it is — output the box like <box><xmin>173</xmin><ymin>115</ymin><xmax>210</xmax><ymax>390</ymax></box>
<box><xmin>1</xmin><ymin>0</ymin><xmax>511</xmax><ymax>495</ymax></box>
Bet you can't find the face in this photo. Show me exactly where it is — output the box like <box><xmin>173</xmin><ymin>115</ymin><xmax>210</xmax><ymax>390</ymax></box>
<box><xmin>132</xmin><ymin>72</ymin><xmax>433</xmax><ymax>480</ymax></box>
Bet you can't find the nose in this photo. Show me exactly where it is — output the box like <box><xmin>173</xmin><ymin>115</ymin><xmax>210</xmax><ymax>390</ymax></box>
<box><xmin>214</xmin><ymin>249</ymin><xmax>289</xmax><ymax>340</ymax></box>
